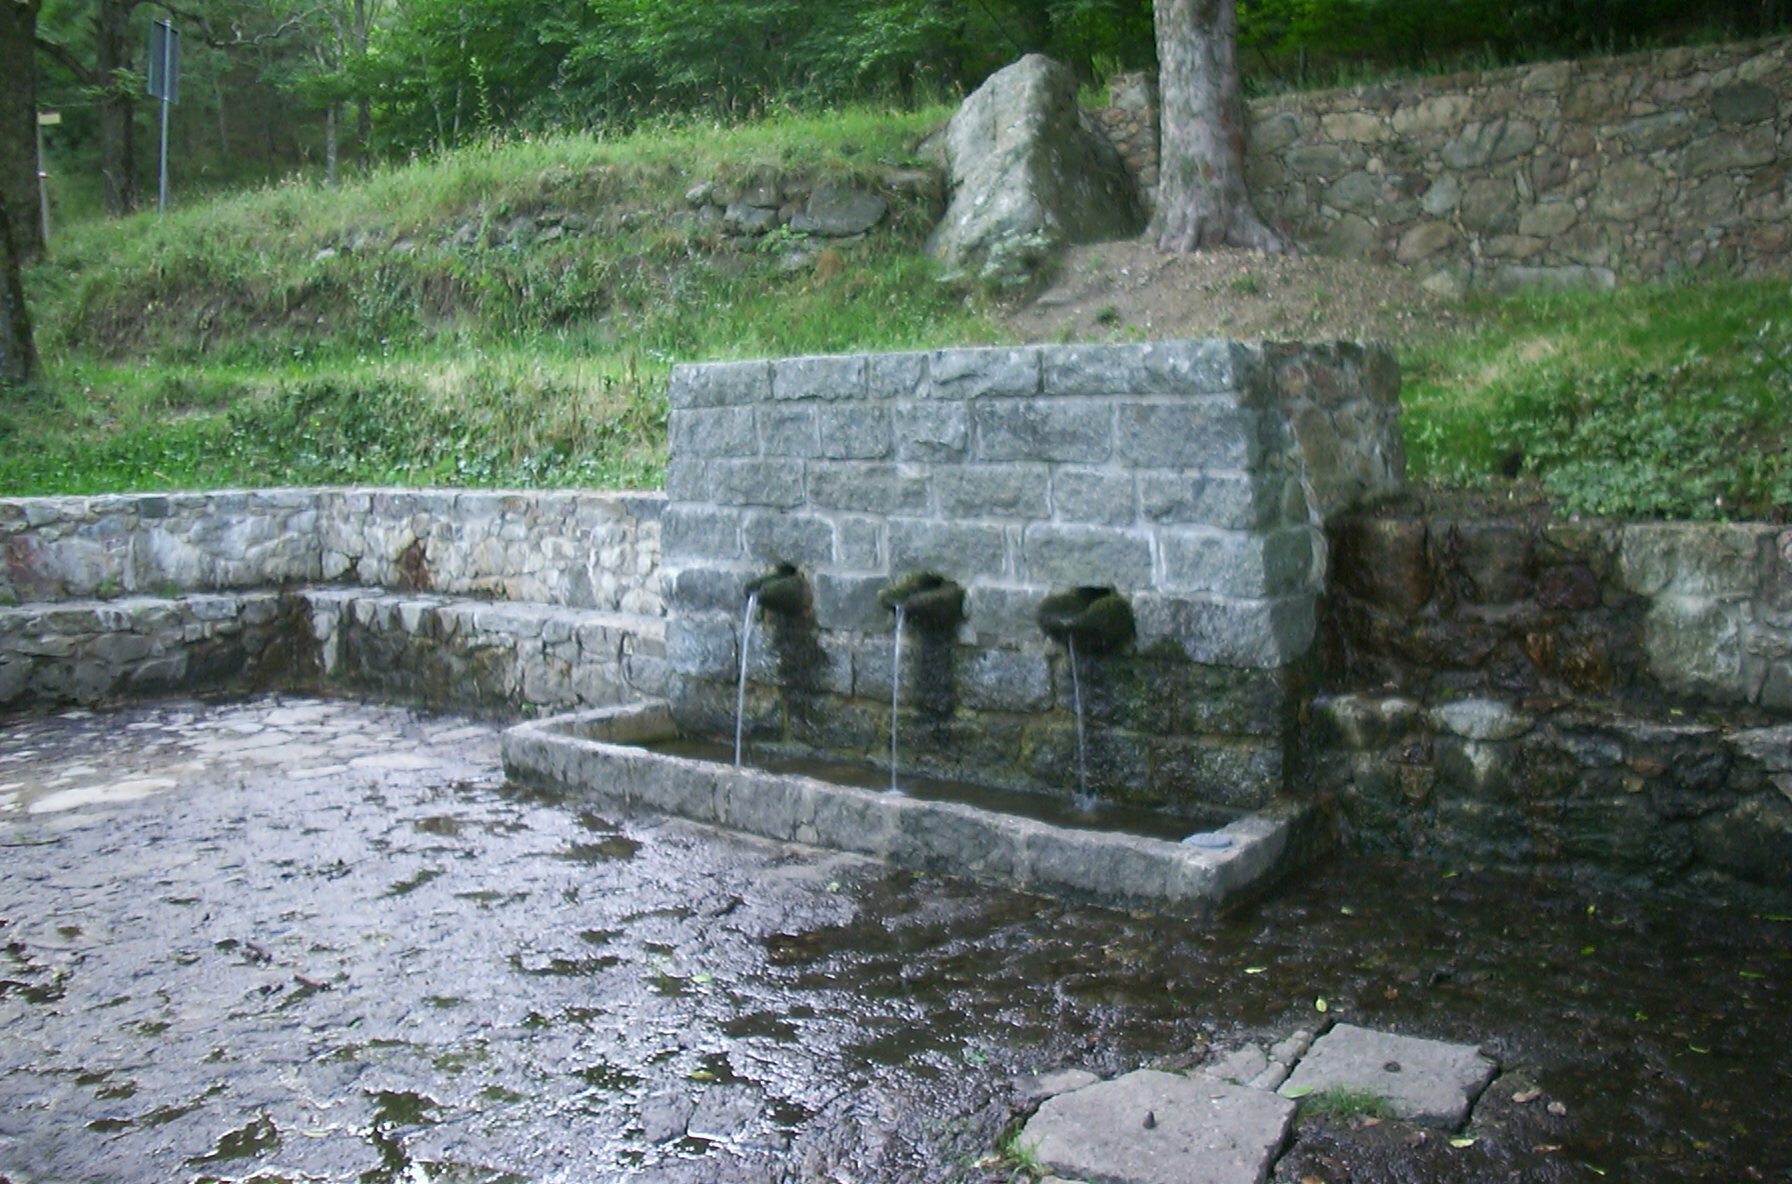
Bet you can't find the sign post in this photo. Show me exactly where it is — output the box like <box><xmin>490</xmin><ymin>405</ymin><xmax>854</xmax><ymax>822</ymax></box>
<box><xmin>36</xmin><ymin>111</ymin><xmax>59</xmax><ymax>246</ymax></box>
<box><xmin>147</xmin><ymin>19</ymin><xmax>180</xmax><ymax>213</ymax></box>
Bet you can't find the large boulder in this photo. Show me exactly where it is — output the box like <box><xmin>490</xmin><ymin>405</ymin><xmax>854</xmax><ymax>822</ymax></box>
<box><xmin>927</xmin><ymin>54</ymin><xmax>1144</xmax><ymax>286</ymax></box>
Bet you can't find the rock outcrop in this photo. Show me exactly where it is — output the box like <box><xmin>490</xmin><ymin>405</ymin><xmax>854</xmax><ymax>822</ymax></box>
<box><xmin>927</xmin><ymin>54</ymin><xmax>1144</xmax><ymax>286</ymax></box>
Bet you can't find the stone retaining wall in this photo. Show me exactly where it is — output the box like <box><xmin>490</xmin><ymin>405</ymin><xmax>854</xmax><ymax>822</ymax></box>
<box><xmin>0</xmin><ymin>489</ymin><xmax>667</xmax><ymax>715</ymax></box>
<box><xmin>0</xmin><ymin>593</ymin><xmax>306</xmax><ymax>707</ymax></box>
<box><xmin>1</xmin><ymin>488</ymin><xmax>664</xmax><ymax>616</ymax></box>
<box><xmin>1318</xmin><ymin>507</ymin><xmax>1792</xmax><ymax>905</ymax></box>
<box><xmin>1096</xmin><ymin>35</ymin><xmax>1792</xmax><ymax>287</ymax></box>
<box><xmin>663</xmin><ymin>339</ymin><xmax>1402</xmax><ymax>814</ymax></box>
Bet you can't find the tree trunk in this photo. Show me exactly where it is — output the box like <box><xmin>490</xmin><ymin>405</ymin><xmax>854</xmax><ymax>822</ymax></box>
<box><xmin>94</xmin><ymin>0</ymin><xmax>140</xmax><ymax>216</ymax></box>
<box><xmin>324</xmin><ymin>102</ymin><xmax>338</xmax><ymax>186</ymax></box>
<box><xmin>1150</xmin><ymin>0</ymin><xmax>1286</xmax><ymax>253</ymax></box>
<box><xmin>0</xmin><ymin>195</ymin><xmax>37</xmax><ymax>387</ymax></box>
<box><xmin>1</xmin><ymin>0</ymin><xmax>42</xmax><ymax>263</ymax></box>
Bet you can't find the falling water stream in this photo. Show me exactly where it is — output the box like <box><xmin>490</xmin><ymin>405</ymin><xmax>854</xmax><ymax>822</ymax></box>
<box><xmin>733</xmin><ymin>590</ymin><xmax>759</xmax><ymax>766</ymax></box>
<box><xmin>1067</xmin><ymin>635</ymin><xmax>1090</xmax><ymax>808</ymax></box>
<box><xmin>889</xmin><ymin>603</ymin><xmax>906</xmax><ymax>792</ymax></box>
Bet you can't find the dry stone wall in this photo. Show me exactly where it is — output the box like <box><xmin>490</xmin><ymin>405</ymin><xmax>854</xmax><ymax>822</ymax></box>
<box><xmin>1</xmin><ymin>488</ymin><xmax>662</xmax><ymax>616</ymax></box>
<box><xmin>1317</xmin><ymin>506</ymin><xmax>1792</xmax><ymax>906</ymax></box>
<box><xmin>1094</xmin><ymin>36</ymin><xmax>1792</xmax><ymax>288</ymax></box>
<box><xmin>0</xmin><ymin>488</ymin><xmax>665</xmax><ymax>714</ymax></box>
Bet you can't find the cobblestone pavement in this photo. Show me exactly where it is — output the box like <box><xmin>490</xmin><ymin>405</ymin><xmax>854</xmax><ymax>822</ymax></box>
<box><xmin>3</xmin><ymin>695</ymin><xmax>1789</xmax><ymax>1184</ymax></box>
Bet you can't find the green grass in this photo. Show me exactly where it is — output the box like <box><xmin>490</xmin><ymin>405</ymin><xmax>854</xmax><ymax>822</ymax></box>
<box><xmin>8</xmin><ymin>106</ymin><xmax>997</xmax><ymax>495</ymax></box>
<box><xmin>1402</xmin><ymin>277</ymin><xmax>1792</xmax><ymax>520</ymax></box>
<box><xmin>1290</xmin><ymin>1085</ymin><xmax>1397</xmax><ymax>1122</ymax></box>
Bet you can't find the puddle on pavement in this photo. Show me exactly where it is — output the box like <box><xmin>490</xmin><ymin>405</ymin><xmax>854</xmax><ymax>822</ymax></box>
<box><xmin>1</xmin><ymin>695</ymin><xmax>1789</xmax><ymax>1183</ymax></box>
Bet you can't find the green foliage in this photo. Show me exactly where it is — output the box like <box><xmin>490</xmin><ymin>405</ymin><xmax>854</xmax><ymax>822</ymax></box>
<box><xmin>1403</xmin><ymin>280</ymin><xmax>1792</xmax><ymax>521</ymax></box>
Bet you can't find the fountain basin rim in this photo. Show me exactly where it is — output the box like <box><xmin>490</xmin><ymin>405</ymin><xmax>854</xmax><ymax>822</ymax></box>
<box><xmin>501</xmin><ymin>702</ymin><xmax>1314</xmax><ymax>919</ymax></box>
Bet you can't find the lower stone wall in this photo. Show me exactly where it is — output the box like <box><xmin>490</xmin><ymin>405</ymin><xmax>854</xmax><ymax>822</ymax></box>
<box><xmin>0</xmin><ymin>488</ymin><xmax>668</xmax><ymax>717</ymax></box>
<box><xmin>1313</xmin><ymin>693</ymin><xmax>1792</xmax><ymax>909</ymax></box>
<box><xmin>1324</xmin><ymin>511</ymin><xmax>1792</xmax><ymax>709</ymax></box>
<box><xmin>1320</xmin><ymin>505</ymin><xmax>1792</xmax><ymax>906</ymax></box>
<box><xmin>0</xmin><ymin>593</ymin><xmax>308</xmax><ymax>708</ymax></box>
<box><xmin>304</xmin><ymin>590</ymin><xmax>668</xmax><ymax>715</ymax></box>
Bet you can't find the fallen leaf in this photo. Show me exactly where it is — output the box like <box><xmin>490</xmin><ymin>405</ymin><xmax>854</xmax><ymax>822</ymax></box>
<box><xmin>1449</xmin><ymin>1136</ymin><xmax>1477</xmax><ymax>1148</ymax></box>
<box><xmin>1299</xmin><ymin>1176</ymin><xmax>1325</xmax><ymax>1184</ymax></box>
<box><xmin>1315</xmin><ymin>996</ymin><xmax>1329</xmax><ymax>1013</ymax></box>
<box><xmin>1244</xmin><ymin>966</ymin><xmax>1267</xmax><ymax>974</ymax></box>
<box><xmin>1512</xmin><ymin>1088</ymin><xmax>1543</xmax><ymax>1104</ymax></box>
<box><xmin>1533</xmin><ymin>1144</ymin><xmax>1563</xmax><ymax>1153</ymax></box>
<box><xmin>1547</xmin><ymin>1101</ymin><xmax>1568</xmax><ymax>1116</ymax></box>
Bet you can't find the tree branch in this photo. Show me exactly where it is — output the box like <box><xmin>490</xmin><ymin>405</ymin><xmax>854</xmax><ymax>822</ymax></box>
<box><xmin>33</xmin><ymin>32</ymin><xmax>89</xmax><ymax>83</ymax></box>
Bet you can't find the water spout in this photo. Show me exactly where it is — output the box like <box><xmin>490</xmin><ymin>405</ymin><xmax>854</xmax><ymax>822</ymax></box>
<box><xmin>1037</xmin><ymin>586</ymin><xmax>1134</xmax><ymax>653</ymax></box>
<box><xmin>876</xmin><ymin>572</ymin><xmax>965</xmax><ymax>631</ymax></box>
<box><xmin>744</xmin><ymin>563</ymin><xmax>807</xmax><ymax>617</ymax></box>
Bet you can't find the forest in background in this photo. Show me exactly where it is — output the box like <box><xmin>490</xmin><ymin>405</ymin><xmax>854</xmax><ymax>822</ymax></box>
<box><xmin>26</xmin><ymin>0</ymin><xmax>1792</xmax><ymax>220</ymax></box>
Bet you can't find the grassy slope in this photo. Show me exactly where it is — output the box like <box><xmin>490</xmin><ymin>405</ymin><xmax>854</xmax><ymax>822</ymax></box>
<box><xmin>6</xmin><ymin>107</ymin><xmax>995</xmax><ymax>495</ymax></box>
<box><xmin>6</xmin><ymin>105</ymin><xmax>1791</xmax><ymax>519</ymax></box>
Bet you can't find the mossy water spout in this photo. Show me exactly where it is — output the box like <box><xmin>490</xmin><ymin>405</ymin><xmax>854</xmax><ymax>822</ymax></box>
<box><xmin>1037</xmin><ymin>586</ymin><xmax>1134</xmax><ymax>653</ymax></box>
<box><xmin>744</xmin><ymin>564</ymin><xmax>808</xmax><ymax>618</ymax></box>
<box><xmin>876</xmin><ymin>572</ymin><xmax>965</xmax><ymax>631</ymax></box>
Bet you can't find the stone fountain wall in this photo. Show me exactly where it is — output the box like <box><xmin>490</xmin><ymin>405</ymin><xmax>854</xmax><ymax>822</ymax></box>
<box><xmin>661</xmin><ymin>339</ymin><xmax>1402</xmax><ymax>816</ymax></box>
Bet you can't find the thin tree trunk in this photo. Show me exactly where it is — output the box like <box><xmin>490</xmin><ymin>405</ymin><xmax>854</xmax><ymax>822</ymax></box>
<box><xmin>1150</xmin><ymin>0</ymin><xmax>1286</xmax><ymax>253</ymax></box>
<box><xmin>0</xmin><ymin>195</ymin><xmax>38</xmax><ymax>386</ymax></box>
<box><xmin>95</xmin><ymin>0</ymin><xmax>140</xmax><ymax>215</ymax></box>
<box><xmin>1</xmin><ymin>0</ymin><xmax>44</xmax><ymax>262</ymax></box>
<box><xmin>324</xmin><ymin>102</ymin><xmax>338</xmax><ymax>186</ymax></box>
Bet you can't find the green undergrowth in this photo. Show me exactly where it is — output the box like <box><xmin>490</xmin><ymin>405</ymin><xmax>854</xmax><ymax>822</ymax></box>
<box><xmin>7</xmin><ymin>106</ymin><xmax>1000</xmax><ymax>495</ymax></box>
<box><xmin>1402</xmin><ymin>278</ymin><xmax>1792</xmax><ymax>521</ymax></box>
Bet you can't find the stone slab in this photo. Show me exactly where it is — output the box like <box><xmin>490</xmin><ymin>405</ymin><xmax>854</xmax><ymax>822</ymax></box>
<box><xmin>1278</xmin><ymin>1023</ymin><xmax>1496</xmax><ymax>1127</ymax></box>
<box><xmin>1020</xmin><ymin>1068</ymin><xmax>1295</xmax><ymax>1184</ymax></box>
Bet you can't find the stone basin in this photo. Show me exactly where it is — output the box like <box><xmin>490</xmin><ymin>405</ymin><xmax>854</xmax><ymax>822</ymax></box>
<box><xmin>501</xmin><ymin>702</ymin><xmax>1320</xmax><ymax>918</ymax></box>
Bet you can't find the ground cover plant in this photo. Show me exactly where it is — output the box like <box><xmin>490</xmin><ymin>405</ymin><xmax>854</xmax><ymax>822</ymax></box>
<box><xmin>1403</xmin><ymin>278</ymin><xmax>1792</xmax><ymax>521</ymax></box>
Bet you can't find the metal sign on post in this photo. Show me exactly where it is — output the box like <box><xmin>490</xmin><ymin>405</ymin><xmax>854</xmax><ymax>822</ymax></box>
<box><xmin>148</xmin><ymin>19</ymin><xmax>179</xmax><ymax>212</ymax></box>
<box><xmin>36</xmin><ymin>111</ymin><xmax>60</xmax><ymax>246</ymax></box>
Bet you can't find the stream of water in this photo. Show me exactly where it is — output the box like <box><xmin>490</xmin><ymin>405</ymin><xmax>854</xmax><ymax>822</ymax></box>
<box><xmin>733</xmin><ymin>591</ymin><xmax>758</xmax><ymax>766</ymax></box>
<box><xmin>889</xmin><ymin>603</ymin><xmax>906</xmax><ymax>792</ymax></box>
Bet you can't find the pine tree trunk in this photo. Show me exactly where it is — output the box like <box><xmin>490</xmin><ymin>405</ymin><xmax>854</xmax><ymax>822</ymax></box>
<box><xmin>0</xmin><ymin>196</ymin><xmax>37</xmax><ymax>386</ymax></box>
<box><xmin>1150</xmin><ymin>0</ymin><xmax>1286</xmax><ymax>253</ymax></box>
<box><xmin>324</xmin><ymin>103</ymin><xmax>338</xmax><ymax>186</ymax></box>
<box><xmin>0</xmin><ymin>0</ymin><xmax>43</xmax><ymax>263</ymax></box>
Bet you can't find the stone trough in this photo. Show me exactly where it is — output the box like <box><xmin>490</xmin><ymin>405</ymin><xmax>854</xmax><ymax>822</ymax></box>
<box><xmin>501</xmin><ymin>701</ymin><xmax>1319</xmax><ymax>917</ymax></box>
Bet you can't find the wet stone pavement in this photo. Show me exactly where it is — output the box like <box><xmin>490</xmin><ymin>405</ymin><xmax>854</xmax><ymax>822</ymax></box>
<box><xmin>2</xmin><ymin>695</ymin><xmax>1790</xmax><ymax>1184</ymax></box>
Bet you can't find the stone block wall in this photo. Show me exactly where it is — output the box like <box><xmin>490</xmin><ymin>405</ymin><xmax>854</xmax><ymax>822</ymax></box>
<box><xmin>0</xmin><ymin>489</ymin><xmax>666</xmax><ymax>714</ymax></box>
<box><xmin>0</xmin><ymin>593</ymin><xmax>307</xmax><ymax>708</ymax></box>
<box><xmin>662</xmin><ymin>339</ymin><xmax>1402</xmax><ymax>815</ymax></box>
<box><xmin>1094</xmin><ymin>35</ymin><xmax>1792</xmax><ymax>288</ymax></box>
<box><xmin>1318</xmin><ymin>505</ymin><xmax>1792</xmax><ymax>906</ymax></box>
